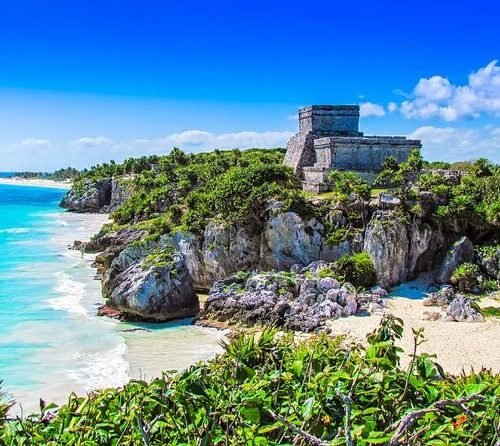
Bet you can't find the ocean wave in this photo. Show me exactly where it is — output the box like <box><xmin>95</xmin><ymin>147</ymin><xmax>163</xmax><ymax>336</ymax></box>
<box><xmin>0</xmin><ymin>227</ymin><xmax>30</xmax><ymax>234</ymax></box>
<box><xmin>67</xmin><ymin>342</ymin><xmax>129</xmax><ymax>391</ymax></box>
<box><xmin>47</xmin><ymin>272</ymin><xmax>88</xmax><ymax>316</ymax></box>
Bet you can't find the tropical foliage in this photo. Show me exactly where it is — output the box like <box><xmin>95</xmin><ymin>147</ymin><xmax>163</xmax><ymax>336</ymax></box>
<box><xmin>1</xmin><ymin>317</ymin><xmax>498</xmax><ymax>445</ymax></box>
<box><xmin>82</xmin><ymin>148</ymin><xmax>300</xmax><ymax>236</ymax></box>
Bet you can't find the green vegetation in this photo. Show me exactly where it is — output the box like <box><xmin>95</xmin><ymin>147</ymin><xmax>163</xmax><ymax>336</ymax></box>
<box><xmin>1</xmin><ymin>317</ymin><xmax>498</xmax><ymax>445</ymax></box>
<box><xmin>328</xmin><ymin>170</ymin><xmax>371</xmax><ymax>203</ymax></box>
<box><xmin>431</xmin><ymin>159</ymin><xmax>500</xmax><ymax>228</ymax></box>
<box><xmin>75</xmin><ymin>148</ymin><xmax>300</xmax><ymax>236</ymax></box>
<box><xmin>13</xmin><ymin>167</ymin><xmax>79</xmax><ymax>181</ymax></box>
<box><xmin>0</xmin><ymin>381</ymin><xmax>12</xmax><ymax>421</ymax></box>
<box><xmin>450</xmin><ymin>263</ymin><xmax>481</xmax><ymax>293</ymax></box>
<box><xmin>142</xmin><ymin>247</ymin><xmax>176</xmax><ymax>270</ymax></box>
<box><xmin>334</xmin><ymin>252</ymin><xmax>376</xmax><ymax>288</ymax></box>
<box><xmin>374</xmin><ymin>149</ymin><xmax>423</xmax><ymax>207</ymax></box>
<box><xmin>328</xmin><ymin>170</ymin><xmax>371</xmax><ymax>229</ymax></box>
<box><xmin>482</xmin><ymin>306</ymin><xmax>500</xmax><ymax>318</ymax></box>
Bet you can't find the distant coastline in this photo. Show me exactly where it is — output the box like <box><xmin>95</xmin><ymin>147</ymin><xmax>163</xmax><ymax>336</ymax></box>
<box><xmin>0</xmin><ymin>177</ymin><xmax>72</xmax><ymax>190</ymax></box>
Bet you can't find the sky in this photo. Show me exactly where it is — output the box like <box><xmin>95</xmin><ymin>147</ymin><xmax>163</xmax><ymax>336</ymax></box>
<box><xmin>0</xmin><ymin>0</ymin><xmax>499</xmax><ymax>171</ymax></box>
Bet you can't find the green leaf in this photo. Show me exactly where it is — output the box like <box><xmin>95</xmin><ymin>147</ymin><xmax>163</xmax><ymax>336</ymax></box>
<box><xmin>240</xmin><ymin>406</ymin><xmax>261</xmax><ymax>424</ymax></box>
<box><xmin>302</xmin><ymin>397</ymin><xmax>315</xmax><ymax>420</ymax></box>
<box><xmin>291</xmin><ymin>359</ymin><xmax>303</xmax><ymax>376</ymax></box>
<box><xmin>364</xmin><ymin>434</ymin><xmax>393</xmax><ymax>444</ymax></box>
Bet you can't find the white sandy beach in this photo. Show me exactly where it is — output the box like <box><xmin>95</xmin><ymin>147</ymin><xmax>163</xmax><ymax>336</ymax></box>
<box><xmin>0</xmin><ymin>177</ymin><xmax>72</xmax><ymax>189</ymax></box>
<box><xmin>326</xmin><ymin>286</ymin><xmax>500</xmax><ymax>375</ymax></box>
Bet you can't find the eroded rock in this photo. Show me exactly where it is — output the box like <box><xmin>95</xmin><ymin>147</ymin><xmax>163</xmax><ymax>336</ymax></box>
<box><xmin>436</xmin><ymin>237</ymin><xmax>474</xmax><ymax>284</ymax></box>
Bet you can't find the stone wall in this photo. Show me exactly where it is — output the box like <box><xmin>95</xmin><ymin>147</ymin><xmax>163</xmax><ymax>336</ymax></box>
<box><xmin>314</xmin><ymin>136</ymin><xmax>421</xmax><ymax>172</ymax></box>
<box><xmin>299</xmin><ymin>105</ymin><xmax>361</xmax><ymax>135</ymax></box>
<box><xmin>283</xmin><ymin>104</ymin><xmax>422</xmax><ymax>191</ymax></box>
<box><xmin>283</xmin><ymin>133</ymin><xmax>316</xmax><ymax>176</ymax></box>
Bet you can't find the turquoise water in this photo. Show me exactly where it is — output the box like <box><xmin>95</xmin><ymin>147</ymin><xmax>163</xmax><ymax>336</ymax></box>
<box><xmin>0</xmin><ymin>183</ymin><xmax>223</xmax><ymax>413</ymax></box>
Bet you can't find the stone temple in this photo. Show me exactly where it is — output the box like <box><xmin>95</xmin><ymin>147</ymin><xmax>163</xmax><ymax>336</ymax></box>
<box><xmin>284</xmin><ymin>105</ymin><xmax>421</xmax><ymax>192</ymax></box>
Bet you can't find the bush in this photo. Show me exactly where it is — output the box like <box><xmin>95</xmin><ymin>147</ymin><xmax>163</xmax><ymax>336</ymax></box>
<box><xmin>334</xmin><ymin>252</ymin><xmax>376</xmax><ymax>288</ymax></box>
<box><xmin>450</xmin><ymin>262</ymin><xmax>481</xmax><ymax>292</ymax></box>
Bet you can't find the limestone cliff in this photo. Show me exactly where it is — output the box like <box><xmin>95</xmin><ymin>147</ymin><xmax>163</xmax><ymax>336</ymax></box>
<box><xmin>60</xmin><ymin>179</ymin><xmax>131</xmax><ymax>213</ymax></box>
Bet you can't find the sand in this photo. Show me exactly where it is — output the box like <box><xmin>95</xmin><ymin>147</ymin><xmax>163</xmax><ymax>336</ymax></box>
<box><xmin>0</xmin><ymin>177</ymin><xmax>72</xmax><ymax>189</ymax></box>
<box><xmin>326</xmin><ymin>283</ymin><xmax>500</xmax><ymax>375</ymax></box>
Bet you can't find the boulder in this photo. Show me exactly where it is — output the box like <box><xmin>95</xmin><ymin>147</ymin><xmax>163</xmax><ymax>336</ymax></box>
<box><xmin>436</xmin><ymin>237</ymin><xmax>474</xmax><ymax>284</ymax></box>
<box><xmin>343</xmin><ymin>299</ymin><xmax>358</xmax><ymax>316</ymax></box>
<box><xmin>363</xmin><ymin>211</ymin><xmax>410</xmax><ymax>287</ymax></box>
<box><xmin>106</xmin><ymin>253</ymin><xmax>199</xmax><ymax>321</ymax></box>
<box><xmin>378</xmin><ymin>193</ymin><xmax>401</xmax><ymax>210</ymax></box>
<box><xmin>423</xmin><ymin>285</ymin><xmax>455</xmax><ymax>307</ymax></box>
<box><xmin>446</xmin><ymin>295</ymin><xmax>484</xmax><ymax>322</ymax></box>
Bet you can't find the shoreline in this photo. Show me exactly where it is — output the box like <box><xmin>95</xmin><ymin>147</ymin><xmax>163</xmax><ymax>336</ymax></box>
<box><xmin>0</xmin><ymin>177</ymin><xmax>72</xmax><ymax>189</ymax></box>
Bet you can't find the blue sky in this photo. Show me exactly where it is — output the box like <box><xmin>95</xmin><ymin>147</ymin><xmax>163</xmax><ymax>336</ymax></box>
<box><xmin>0</xmin><ymin>0</ymin><xmax>499</xmax><ymax>170</ymax></box>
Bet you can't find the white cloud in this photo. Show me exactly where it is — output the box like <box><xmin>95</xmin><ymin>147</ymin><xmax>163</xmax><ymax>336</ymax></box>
<box><xmin>409</xmin><ymin>125</ymin><xmax>500</xmax><ymax>161</ymax></box>
<box><xmin>17</xmin><ymin>138</ymin><xmax>51</xmax><ymax>148</ymax></box>
<box><xmin>134</xmin><ymin>130</ymin><xmax>294</xmax><ymax>151</ymax></box>
<box><xmin>71</xmin><ymin>136</ymin><xmax>114</xmax><ymax>147</ymax></box>
<box><xmin>387</xmin><ymin>102</ymin><xmax>398</xmax><ymax>113</ymax></box>
<box><xmin>359</xmin><ymin>102</ymin><xmax>386</xmax><ymax>118</ymax></box>
<box><xmin>400</xmin><ymin>60</ymin><xmax>500</xmax><ymax>121</ymax></box>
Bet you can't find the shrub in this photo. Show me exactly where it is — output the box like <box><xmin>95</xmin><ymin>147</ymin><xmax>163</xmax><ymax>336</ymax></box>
<box><xmin>1</xmin><ymin>318</ymin><xmax>498</xmax><ymax>445</ymax></box>
<box><xmin>334</xmin><ymin>252</ymin><xmax>376</xmax><ymax>288</ymax></box>
<box><xmin>450</xmin><ymin>262</ymin><xmax>481</xmax><ymax>292</ymax></box>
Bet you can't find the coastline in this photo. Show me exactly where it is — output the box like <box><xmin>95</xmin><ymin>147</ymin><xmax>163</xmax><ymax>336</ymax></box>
<box><xmin>2</xmin><ymin>203</ymin><xmax>224</xmax><ymax>414</ymax></box>
<box><xmin>0</xmin><ymin>177</ymin><xmax>72</xmax><ymax>189</ymax></box>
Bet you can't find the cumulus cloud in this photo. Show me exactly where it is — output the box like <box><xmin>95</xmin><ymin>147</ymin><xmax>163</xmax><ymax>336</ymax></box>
<box><xmin>400</xmin><ymin>60</ymin><xmax>500</xmax><ymax>121</ymax></box>
<box><xmin>17</xmin><ymin>138</ymin><xmax>51</xmax><ymax>148</ymax></box>
<box><xmin>409</xmin><ymin>125</ymin><xmax>500</xmax><ymax>161</ymax></box>
<box><xmin>134</xmin><ymin>130</ymin><xmax>294</xmax><ymax>151</ymax></box>
<box><xmin>359</xmin><ymin>102</ymin><xmax>386</xmax><ymax>118</ymax></box>
<box><xmin>71</xmin><ymin>136</ymin><xmax>114</xmax><ymax>147</ymax></box>
<box><xmin>387</xmin><ymin>102</ymin><xmax>398</xmax><ymax>113</ymax></box>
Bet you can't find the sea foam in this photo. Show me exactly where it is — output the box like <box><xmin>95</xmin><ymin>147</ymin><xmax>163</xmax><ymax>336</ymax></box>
<box><xmin>48</xmin><ymin>271</ymin><xmax>88</xmax><ymax>316</ymax></box>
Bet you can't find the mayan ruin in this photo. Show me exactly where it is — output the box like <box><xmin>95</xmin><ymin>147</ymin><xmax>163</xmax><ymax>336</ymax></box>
<box><xmin>284</xmin><ymin>105</ymin><xmax>422</xmax><ymax>192</ymax></box>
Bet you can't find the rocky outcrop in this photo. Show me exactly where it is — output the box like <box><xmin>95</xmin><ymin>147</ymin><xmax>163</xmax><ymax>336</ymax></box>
<box><xmin>477</xmin><ymin>246</ymin><xmax>500</xmax><ymax>279</ymax></box>
<box><xmin>199</xmin><ymin>262</ymin><xmax>386</xmax><ymax>332</ymax></box>
<box><xmin>363</xmin><ymin>210</ymin><xmax>447</xmax><ymax>288</ymax></box>
<box><xmin>423</xmin><ymin>285</ymin><xmax>455</xmax><ymax>307</ymax></box>
<box><xmin>150</xmin><ymin>204</ymin><xmax>355</xmax><ymax>290</ymax></box>
<box><xmin>436</xmin><ymin>236</ymin><xmax>474</xmax><ymax>284</ymax></box>
<box><xmin>60</xmin><ymin>179</ymin><xmax>131</xmax><ymax>213</ymax></box>
<box><xmin>60</xmin><ymin>179</ymin><xmax>112</xmax><ymax>212</ymax></box>
<box><xmin>446</xmin><ymin>295</ymin><xmax>484</xmax><ymax>322</ymax></box>
<box><xmin>102</xmin><ymin>180</ymin><xmax>132</xmax><ymax>212</ymax></box>
<box><xmin>104</xmin><ymin>247</ymin><xmax>199</xmax><ymax>322</ymax></box>
<box><xmin>260</xmin><ymin>204</ymin><xmax>352</xmax><ymax>270</ymax></box>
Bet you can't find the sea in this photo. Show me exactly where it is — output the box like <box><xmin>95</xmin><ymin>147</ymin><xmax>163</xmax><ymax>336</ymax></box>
<box><xmin>0</xmin><ymin>181</ymin><xmax>223</xmax><ymax>414</ymax></box>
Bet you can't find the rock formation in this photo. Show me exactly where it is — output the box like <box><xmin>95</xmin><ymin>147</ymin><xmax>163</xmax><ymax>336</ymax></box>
<box><xmin>436</xmin><ymin>236</ymin><xmax>474</xmax><ymax>284</ymax></box>
<box><xmin>103</xmin><ymin>245</ymin><xmax>199</xmax><ymax>322</ymax></box>
<box><xmin>60</xmin><ymin>179</ymin><xmax>131</xmax><ymax>213</ymax></box>
<box><xmin>199</xmin><ymin>262</ymin><xmax>387</xmax><ymax>332</ymax></box>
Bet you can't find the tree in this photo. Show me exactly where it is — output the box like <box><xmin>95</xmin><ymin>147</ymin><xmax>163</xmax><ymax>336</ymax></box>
<box><xmin>374</xmin><ymin>148</ymin><xmax>423</xmax><ymax>206</ymax></box>
<box><xmin>328</xmin><ymin>170</ymin><xmax>371</xmax><ymax>227</ymax></box>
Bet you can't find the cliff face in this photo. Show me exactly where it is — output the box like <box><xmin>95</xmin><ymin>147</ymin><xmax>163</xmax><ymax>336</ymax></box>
<box><xmin>60</xmin><ymin>179</ymin><xmax>131</xmax><ymax>213</ymax></box>
<box><xmin>363</xmin><ymin>211</ymin><xmax>446</xmax><ymax>288</ymax></box>
<box><xmin>85</xmin><ymin>197</ymin><xmax>463</xmax><ymax>322</ymax></box>
<box><xmin>68</xmin><ymin>183</ymin><xmax>492</xmax><ymax>323</ymax></box>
